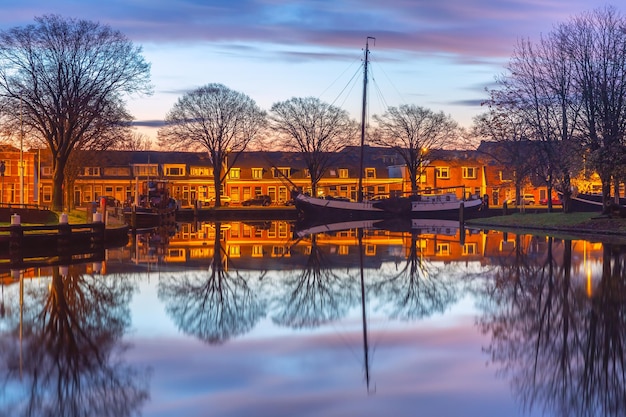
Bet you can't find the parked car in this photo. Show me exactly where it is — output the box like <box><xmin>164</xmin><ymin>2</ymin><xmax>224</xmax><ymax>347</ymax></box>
<box><xmin>206</xmin><ymin>195</ymin><xmax>231</xmax><ymax>206</ymax></box>
<box><xmin>96</xmin><ymin>196</ymin><xmax>119</xmax><ymax>207</ymax></box>
<box><xmin>505</xmin><ymin>194</ymin><xmax>535</xmax><ymax>206</ymax></box>
<box><xmin>242</xmin><ymin>195</ymin><xmax>271</xmax><ymax>206</ymax></box>
<box><xmin>540</xmin><ymin>197</ymin><xmax>562</xmax><ymax>205</ymax></box>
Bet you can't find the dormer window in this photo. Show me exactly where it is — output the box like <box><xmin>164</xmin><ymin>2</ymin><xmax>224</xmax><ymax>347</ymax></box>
<box><xmin>252</xmin><ymin>168</ymin><xmax>264</xmax><ymax>179</ymax></box>
<box><xmin>339</xmin><ymin>168</ymin><xmax>348</xmax><ymax>178</ymax></box>
<box><xmin>165</xmin><ymin>165</ymin><xmax>185</xmax><ymax>176</ymax></box>
<box><xmin>83</xmin><ymin>167</ymin><xmax>100</xmax><ymax>177</ymax></box>
<box><xmin>229</xmin><ymin>168</ymin><xmax>241</xmax><ymax>179</ymax></box>
<box><xmin>365</xmin><ymin>168</ymin><xmax>376</xmax><ymax>178</ymax></box>
<box><xmin>272</xmin><ymin>167</ymin><xmax>290</xmax><ymax>178</ymax></box>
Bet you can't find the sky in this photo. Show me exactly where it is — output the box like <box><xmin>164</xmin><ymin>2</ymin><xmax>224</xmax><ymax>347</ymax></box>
<box><xmin>0</xmin><ymin>0</ymin><xmax>608</xmax><ymax>144</ymax></box>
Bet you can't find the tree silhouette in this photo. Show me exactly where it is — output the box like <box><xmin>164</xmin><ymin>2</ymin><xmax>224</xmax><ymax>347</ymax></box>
<box><xmin>269</xmin><ymin>235</ymin><xmax>359</xmax><ymax>329</ymax></box>
<box><xmin>477</xmin><ymin>237</ymin><xmax>626</xmax><ymax>417</ymax></box>
<box><xmin>0</xmin><ymin>266</ymin><xmax>149</xmax><ymax>417</ymax></box>
<box><xmin>158</xmin><ymin>222</ymin><xmax>266</xmax><ymax>343</ymax></box>
<box><xmin>371</xmin><ymin>233</ymin><xmax>460</xmax><ymax>320</ymax></box>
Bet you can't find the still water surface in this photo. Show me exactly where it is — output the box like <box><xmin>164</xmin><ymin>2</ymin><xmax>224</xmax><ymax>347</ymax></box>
<box><xmin>0</xmin><ymin>220</ymin><xmax>622</xmax><ymax>417</ymax></box>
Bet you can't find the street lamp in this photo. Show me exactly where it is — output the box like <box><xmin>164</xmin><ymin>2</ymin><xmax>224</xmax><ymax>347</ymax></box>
<box><xmin>0</xmin><ymin>160</ymin><xmax>4</xmax><ymax>204</ymax></box>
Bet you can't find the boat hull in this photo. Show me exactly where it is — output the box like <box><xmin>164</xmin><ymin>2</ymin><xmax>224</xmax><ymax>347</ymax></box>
<box><xmin>123</xmin><ymin>207</ymin><xmax>177</xmax><ymax>229</ymax></box>
<box><xmin>293</xmin><ymin>193</ymin><xmax>483</xmax><ymax>221</ymax></box>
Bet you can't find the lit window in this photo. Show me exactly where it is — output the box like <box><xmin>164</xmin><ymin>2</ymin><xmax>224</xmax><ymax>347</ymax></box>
<box><xmin>252</xmin><ymin>168</ymin><xmax>263</xmax><ymax>179</ymax></box>
<box><xmin>166</xmin><ymin>166</ymin><xmax>185</xmax><ymax>176</ymax></box>
<box><xmin>463</xmin><ymin>243</ymin><xmax>477</xmax><ymax>255</ymax></box>
<box><xmin>83</xmin><ymin>167</ymin><xmax>100</xmax><ymax>176</ymax></box>
<box><xmin>272</xmin><ymin>167</ymin><xmax>290</xmax><ymax>178</ymax></box>
<box><xmin>339</xmin><ymin>168</ymin><xmax>349</xmax><ymax>178</ymax></box>
<box><xmin>436</xmin><ymin>243</ymin><xmax>450</xmax><ymax>255</ymax></box>
<box><xmin>133</xmin><ymin>164</ymin><xmax>158</xmax><ymax>177</ymax></box>
<box><xmin>229</xmin><ymin>168</ymin><xmax>241</xmax><ymax>179</ymax></box>
<box><xmin>462</xmin><ymin>167</ymin><xmax>477</xmax><ymax>179</ymax></box>
<box><xmin>190</xmin><ymin>167</ymin><xmax>213</xmax><ymax>176</ymax></box>
<box><xmin>435</xmin><ymin>167</ymin><xmax>450</xmax><ymax>179</ymax></box>
<box><xmin>365</xmin><ymin>168</ymin><xmax>376</xmax><ymax>178</ymax></box>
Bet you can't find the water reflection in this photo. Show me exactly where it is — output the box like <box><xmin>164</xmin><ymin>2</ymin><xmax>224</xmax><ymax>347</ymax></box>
<box><xmin>0</xmin><ymin>266</ymin><xmax>149</xmax><ymax>417</ymax></box>
<box><xmin>0</xmin><ymin>220</ymin><xmax>625</xmax><ymax>417</ymax></box>
<box><xmin>158</xmin><ymin>221</ymin><xmax>266</xmax><ymax>343</ymax></box>
<box><xmin>477</xmin><ymin>237</ymin><xmax>626</xmax><ymax>417</ymax></box>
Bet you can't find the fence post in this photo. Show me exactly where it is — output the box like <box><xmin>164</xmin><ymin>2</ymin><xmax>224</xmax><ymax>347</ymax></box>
<box><xmin>9</xmin><ymin>214</ymin><xmax>22</xmax><ymax>267</ymax></box>
<box><xmin>58</xmin><ymin>212</ymin><xmax>71</xmax><ymax>252</ymax></box>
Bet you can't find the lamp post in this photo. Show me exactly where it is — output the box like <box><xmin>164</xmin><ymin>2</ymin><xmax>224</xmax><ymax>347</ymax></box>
<box><xmin>0</xmin><ymin>160</ymin><xmax>4</xmax><ymax>205</ymax></box>
<box><xmin>19</xmin><ymin>95</ymin><xmax>24</xmax><ymax>206</ymax></box>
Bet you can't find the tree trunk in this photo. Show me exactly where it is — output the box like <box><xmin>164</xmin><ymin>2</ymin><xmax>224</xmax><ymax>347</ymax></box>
<box><xmin>52</xmin><ymin>167</ymin><xmax>65</xmax><ymax>212</ymax></box>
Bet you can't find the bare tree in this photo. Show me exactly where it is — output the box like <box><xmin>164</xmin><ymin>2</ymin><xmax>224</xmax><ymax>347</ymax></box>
<box><xmin>473</xmin><ymin>106</ymin><xmax>535</xmax><ymax>205</ymax></box>
<box><xmin>371</xmin><ymin>104</ymin><xmax>458</xmax><ymax>194</ymax></box>
<box><xmin>0</xmin><ymin>15</ymin><xmax>152</xmax><ymax>211</ymax></box>
<box><xmin>487</xmin><ymin>29</ymin><xmax>582</xmax><ymax>212</ymax></box>
<box><xmin>158</xmin><ymin>83</ymin><xmax>266</xmax><ymax>207</ymax></box>
<box><xmin>565</xmin><ymin>6</ymin><xmax>626</xmax><ymax>210</ymax></box>
<box><xmin>115</xmin><ymin>131</ymin><xmax>153</xmax><ymax>151</ymax></box>
<box><xmin>270</xmin><ymin>97</ymin><xmax>357</xmax><ymax>196</ymax></box>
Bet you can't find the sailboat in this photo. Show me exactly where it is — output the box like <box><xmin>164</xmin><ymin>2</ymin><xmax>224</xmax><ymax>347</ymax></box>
<box><xmin>292</xmin><ymin>38</ymin><xmax>483</xmax><ymax>221</ymax></box>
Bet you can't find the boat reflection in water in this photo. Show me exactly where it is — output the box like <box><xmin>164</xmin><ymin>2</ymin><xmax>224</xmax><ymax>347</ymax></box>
<box><xmin>0</xmin><ymin>220</ymin><xmax>625</xmax><ymax>417</ymax></box>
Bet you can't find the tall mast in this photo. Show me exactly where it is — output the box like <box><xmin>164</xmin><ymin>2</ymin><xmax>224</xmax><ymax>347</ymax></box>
<box><xmin>358</xmin><ymin>37</ymin><xmax>375</xmax><ymax>202</ymax></box>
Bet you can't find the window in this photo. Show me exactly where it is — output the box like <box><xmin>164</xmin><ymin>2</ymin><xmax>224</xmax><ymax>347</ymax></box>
<box><xmin>229</xmin><ymin>168</ymin><xmax>240</xmax><ymax>179</ymax></box>
<box><xmin>42</xmin><ymin>186</ymin><xmax>52</xmax><ymax>202</ymax></box>
<box><xmin>41</xmin><ymin>166</ymin><xmax>52</xmax><ymax>176</ymax></box>
<box><xmin>252</xmin><ymin>168</ymin><xmax>263</xmax><ymax>179</ymax></box>
<box><xmin>134</xmin><ymin>164</ymin><xmax>158</xmax><ymax>177</ymax></box>
<box><xmin>436</xmin><ymin>243</ymin><xmax>450</xmax><ymax>256</ymax></box>
<box><xmin>462</xmin><ymin>167</ymin><xmax>477</xmax><ymax>179</ymax></box>
<box><xmin>339</xmin><ymin>168</ymin><xmax>349</xmax><ymax>178</ymax></box>
<box><xmin>435</xmin><ymin>167</ymin><xmax>450</xmax><ymax>179</ymax></box>
<box><xmin>365</xmin><ymin>168</ymin><xmax>376</xmax><ymax>178</ymax></box>
<box><xmin>165</xmin><ymin>165</ymin><xmax>185</xmax><ymax>176</ymax></box>
<box><xmin>190</xmin><ymin>166</ymin><xmax>213</xmax><ymax>176</ymax></box>
<box><xmin>252</xmin><ymin>245</ymin><xmax>264</xmax><ymax>257</ymax></box>
<box><xmin>463</xmin><ymin>243</ymin><xmax>477</xmax><ymax>255</ymax></box>
<box><xmin>272</xmin><ymin>167</ymin><xmax>290</xmax><ymax>178</ymax></box>
<box><xmin>103</xmin><ymin>167</ymin><xmax>130</xmax><ymax>176</ymax></box>
<box><xmin>82</xmin><ymin>167</ymin><xmax>100</xmax><ymax>176</ymax></box>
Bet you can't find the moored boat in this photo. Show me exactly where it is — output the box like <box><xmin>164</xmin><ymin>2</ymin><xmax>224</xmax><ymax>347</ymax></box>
<box><xmin>292</xmin><ymin>38</ymin><xmax>482</xmax><ymax>223</ymax></box>
<box><xmin>294</xmin><ymin>216</ymin><xmax>463</xmax><ymax>238</ymax></box>
<box><xmin>123</xmin><ymin>180</ymin><xmax>177</xmax><ymax>229</ymax></box>
<box><xmin>293</xmin><ymin>188</ymin><xmax>483</xmax><ymax>221</ymax></box>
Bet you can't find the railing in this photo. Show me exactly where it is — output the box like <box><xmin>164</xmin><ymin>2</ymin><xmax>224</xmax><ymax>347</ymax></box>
<box><xmin>0</xmin><ymin>202</ymin><xmax>51</xmax><ymax>210</ymax></box>
<box><xmin>0</xmin><ymin>221</ymin><xmax>106</xmax><ymax>270</ymax></box>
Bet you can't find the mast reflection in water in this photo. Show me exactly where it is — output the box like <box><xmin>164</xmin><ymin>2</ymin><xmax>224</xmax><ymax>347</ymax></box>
<box><xmin>0</xmin><ymin>220</ymin><xmax>624</xmax><ymax>417</ymax></box>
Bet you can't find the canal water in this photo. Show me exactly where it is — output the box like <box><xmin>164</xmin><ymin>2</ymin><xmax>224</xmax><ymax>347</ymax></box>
<box><xmin>0</xmin><ymin>220</ymin><xmax>623</xmax><ymax>417</ymax></box>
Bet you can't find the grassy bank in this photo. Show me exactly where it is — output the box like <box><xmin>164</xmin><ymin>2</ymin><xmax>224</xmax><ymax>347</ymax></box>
<box><xmin>468</xmin><ymin>211</ymin><xmax>626</xmax><ymax>239</ymax></box>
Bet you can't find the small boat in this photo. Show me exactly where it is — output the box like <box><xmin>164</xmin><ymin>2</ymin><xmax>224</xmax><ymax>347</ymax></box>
<box><xmin>123</xmin><ymin>180</ymin><xmax>178</xmax><ymax>229</ymax></box>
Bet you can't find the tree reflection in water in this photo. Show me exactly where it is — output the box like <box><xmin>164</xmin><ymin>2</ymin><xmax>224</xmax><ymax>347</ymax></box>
<box><xmin>158</xmin><ymin>221</ymin><xmax>266</xmax><ymax>343</ymax></box>
<box><xmin>269</xmin><ymin>234</ymin><xmax>359</xmax><ymax>329</ymax></box>
<box><xmin>477</xmin><ymin>236</ymin><xmax>626</xmax><ymax>417</ymax></box>
<box><xmin>371</xmin><ymin>233</ymin><xmax>460</xmax><ymax>320</ymax></box>
<box><xmin>0</xmin><ymin>265</ymin><xmax>149</xmax><ymax>417</ymax></box>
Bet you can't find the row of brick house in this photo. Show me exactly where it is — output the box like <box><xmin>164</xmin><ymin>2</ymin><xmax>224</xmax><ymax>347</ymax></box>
<box><xmin>0</xmin><ymin>143</ymin><xmax>577</xmax><ymax>209</ymax></box>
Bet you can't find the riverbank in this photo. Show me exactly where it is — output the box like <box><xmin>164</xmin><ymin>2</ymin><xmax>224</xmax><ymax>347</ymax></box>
<box><xmin>467</xmin><ymin>211</ymin><xmax>626</xmax><ymax>242</ymax></box>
